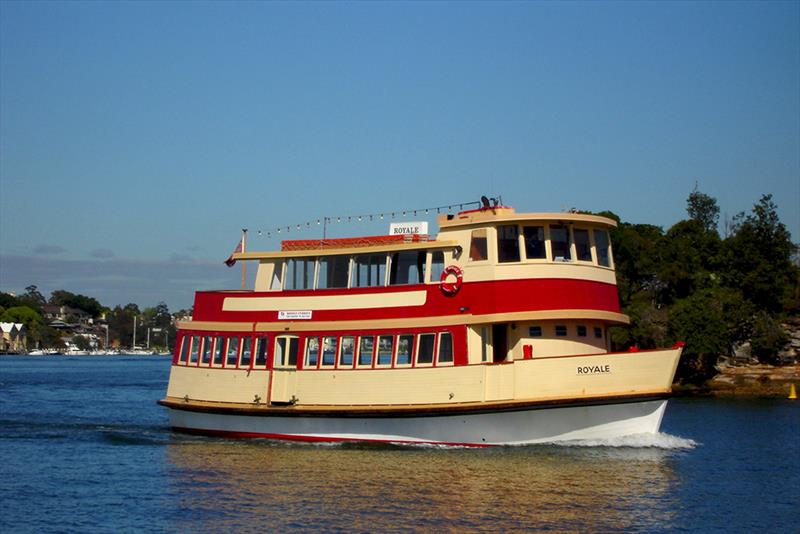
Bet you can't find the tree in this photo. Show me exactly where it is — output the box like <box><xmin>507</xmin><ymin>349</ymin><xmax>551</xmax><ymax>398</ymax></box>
<box><xmin>659</xmin><ymin>218</ymin><xmax>721</xmax><ymax>303</ymax></box>
<box><xmin>749</xmin><ymin>312</ymin><xmax>789</xmax><ymax>365</ymax></box>
<box><xmin>610</xmin><ymin>223</ymin><xmax>664</xmax><ymax>306</ymax></box>
<box><xmin>687</xmin><ymin>185</ymin><xmax>720</xmax><ymax>232</ymax></box>
<box><xmin>18</xmin><ymin>285</ymin><xmax>45</xmax><ymax>312</ymax></box>
<box><xmin>723</xmin><ymin>194</ymin><xmax>796</xmax><ymax>313</ymax></box>
<box><xmin>49</xmin><ymin>290</ymin><xmax>104</xmax><ymax>318</ymax></box>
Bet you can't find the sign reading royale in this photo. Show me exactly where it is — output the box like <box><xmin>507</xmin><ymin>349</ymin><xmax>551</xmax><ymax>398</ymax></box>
<box><xmin>389</xmin><ymin>222</ymin><xmax>428</xmax><ymax>236</ymax></box>
<box><xmin>577</xmin><ymin>364</ymin><xmax>611</xmax><ymax>375</ymax></box>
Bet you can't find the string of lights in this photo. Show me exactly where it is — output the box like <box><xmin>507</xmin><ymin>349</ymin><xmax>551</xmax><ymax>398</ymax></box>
<box><xmin>251</xmin><ymin>200</ymin><xmax>483</xmax><ymax>238</ymax></box>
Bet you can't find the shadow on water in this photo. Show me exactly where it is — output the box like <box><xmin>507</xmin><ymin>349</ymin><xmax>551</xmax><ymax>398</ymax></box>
<box><xmin>161</xmin><ymin>432</ymin><xmax>692</xmax><ymax>532</ymax></box>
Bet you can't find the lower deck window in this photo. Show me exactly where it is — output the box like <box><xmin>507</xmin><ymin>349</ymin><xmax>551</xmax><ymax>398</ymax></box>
<box><xmin>179</xmin><ymin>337</ymin><xmax>190</xmax><ymax>363</ymax></box>
<box><xmin>340</xmin><ymin>336</ymin><xmax>355</xmax><ymax>367</ymax></box>
<box><xmin>555</xmin><ymin>325</ymin><xmax>567</xmax><ymax>337</ymax></box>
<box><xmin>201</xmin><ymin>336</ymin><xmax>212</xmax><ymax>364</ymax></box>
<box><xmin>577</xmin><ymin>325</ymin><xmax>587</xmax><ymax>337</ymax></box>
<box><xmin>396</xmin><ymin>334</ymin><xmax>414</xmax><ymax>365</ymax></box>
<box><xmin>240</xmin><ymin>338</ymin><xmax>252</xmax><ymax>367</ymax></box>
<box><xmin>305</xmin><ymin>337</ymin><xmax>320</xmax><ymax>367</ymax></box>
<box><xmin>594</xmin><ymin>327</ymin><xmax>603</xmax><ymax>339</ymax></box>
<box><xmin>213</xmin><ymin>338</ymin><xmax>224</xmax><ymax>365</ymax></box>
<box><xmin>275</xmin><ymin>337</ymin><xmax>298</xmax><ymax>367</ymax></box>
<box><xmin>358</xmin><ymin>336</ymin><xmax>374</xmax><ymax>366</ymax></box>
<box><xmin>529</xmin><ymin>326</ymin><xmax>542</xmax><ymax>337</ymax></box>
<box><xmin>255</xmin><ymin>337</ymin><xmax>269</xmax><ymax>366</ymax></box>
<box><xmin>226</xmin><ymin>337</ymin><xmax>240</xmax><ymax>366</ymax></box>
<box><xmin>321</xmin><ymin>337</ymin><xmax>337</xmax><ymax>366</ymax></box>
<box><xmin>377</xmin><ymin>335</ymin><xmax>393</xmax><ymax>366</ymax></box>
<box><xmin>417</xmin><ymin>333</ymin><xmax>435</xmax><ymax>365</ymax></box>
<box><xmin>437</xmin><ymin>332</ymin><xmax>453</xmax><ymax>364</ymax></box>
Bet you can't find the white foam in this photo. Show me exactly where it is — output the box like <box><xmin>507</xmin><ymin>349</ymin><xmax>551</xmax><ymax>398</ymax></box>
<box><xmin>556</xmin><ymin>432</ymin><xmax>698</xmax><ymax>450</ymax></box>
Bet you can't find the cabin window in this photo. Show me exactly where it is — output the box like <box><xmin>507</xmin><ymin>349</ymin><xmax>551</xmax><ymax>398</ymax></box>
<box><xmin>285</xmin><ymin>258</ymin><xmax>315</xmax><ymax>290</ymax></box>
<box><xmin>396</xmin><ymin>334</ymin><xmax>414</xmax><ymax>366</ymax></box>
<box><xmin>389</xmin><ymin>251</ymin><xmax>425</xmax><ymax>285</ymax></box>
<box><xmin>275</xmin><ymin>336</ymin><xmax>298</xmax><ymax>368</ymax></box>
<box><xmin>523</xmin><ymin>226</ymin><xmax>546</xmax><ymax>259</ymax></box>
<box><xmin>429</xmin><ymin>251</ymin><xmax>445</xmax><ymax>282</ymax></box>
<box><xmin>480</xmin><ymin>327</ymin><xmax>488</xmax><ymax>362</ymax></box>
<box><xmin>574</xmin><ymin>229</ymin><xmax>592</xmax><ymax>262</ymax></box>
<box><xmin>321</xmin><ymin>337</ymin><xmax>337</xmax><ymax>366</ymax></box>
<box><xmin>469</xmin><ymin>229</ymin><xmax>488</xmax><ymax>261</ymax></box>
<box><xmin>358</xmin><ymin>336</ymin><xmax>375</xmax><ymax>367</ymax></box>
<box><xmin>201</xmin><ymin>336</ymin><xmax>213</xmax><ymax>364</ymax></box>
<box><xmin>529</xmin><ymin>326</ymin><xmax>542</xmax><ymax>337</ymax></box>
<box><xmin>594</xmin><ymin>229</ymin><xmax>611</xmax><ymax>267</ymax></box>
<box><xmin>226</xmin><ymin>337</ymin><xmax>240</xmax><ymax>367</ymax></box>
<box><xmin>352</xmin><ymin>254</ymin><xmax>387</xmax><ymax>287</ymax></box>
<box><xmin>255</xmin><ymin>336</ymin><xmax>269</xmax><ymax>366</ymax></box>
<box><xmin>377</xmin><ymin>335</ymin><xmax>394</xmax><ymax>366</ymax></box>
<box><xmin>189</xmin><ymin>337</ymin><xmax>200</xmax><ymax>364</ymax></box>
<box><xmin>497</xmin><ymin>225</ymin><xmax>520</xmax><ymax>263</ymax></box>
<box><xmin>594</xmin><ymin>327</ymin><xmax>603</xmax><ymax>339</ymax></box>
<box><xmin>577</xmin><ymin>325</ymin><xmax>587</xmax><ymax>337</ymax></box>
<box><xmin>305</xmin><ymin>337</ymin><xmax>320</xmax><ymax>368</ymax></box>
<box><xmin>270</xmin><ymin>262</ymin><xmax>283</xmax><ymax>290</ymax></box>
<box><xmin>213</xmin><ymin>337</ymin><xmax>225</xmax><ymax>365</ymax></box>
<box><xmin>417</xmin><ymin>333</ymin><xmax>435</xmax><ymax>365</ymax></box>
<box><xmin>340</xmin><ymin>336</ymin><xmax>355</xmax><ymax>367</ymax></box>
<box><xmin>437</xmin><ymin>332</ymin><xmax>453</xmax><ymax>364</ymax></box>
<box><xmin>240</xmin><ymin>337</ymin><xmax>252</xmax><ymax>367</ymax></box>
<box><xmin>555</xmin><ymin>325</ymin><xmax>568</xmax><ymax>337</ymax></box>
<box><xmin>179</xmin><ymin>336</ymin><xmax>190</xmax><ymax>364</ymax></box>
<box><xmin>550</xmin><ymin>225</ymin><xmax>571</xmax><ymax>261</ymax></box>
<box><xmin>317</xmin><ymin>256</ymin><xmax>349</xmax><ymax>289</ymax></box>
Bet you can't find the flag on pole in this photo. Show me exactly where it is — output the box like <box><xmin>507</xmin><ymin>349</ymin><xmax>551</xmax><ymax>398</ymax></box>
<box><xmin>224</xmin><ymin>238</ymin><xmax>243</xmax><ymax>267</ymax></box>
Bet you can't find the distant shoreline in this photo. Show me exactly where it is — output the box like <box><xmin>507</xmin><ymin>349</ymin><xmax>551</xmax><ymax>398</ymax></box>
<box><xmin>674</xmin><ymin>364</ymin><xmax>799</xmax><ymax>398</ymax></box>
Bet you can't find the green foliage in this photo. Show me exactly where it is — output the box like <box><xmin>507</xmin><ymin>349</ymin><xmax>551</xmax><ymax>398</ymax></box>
<box><xmin>749</xmin><ymin>312</ymin><xmax>789</xmax><ymax>365</ymax></box>
<box><xmin>687</xmin><ymin>186</ymin><xmax>720</xmax><ymax>232</ymax></box>
<box><xmin>49</xmin><ymin>290</ymin><xmax>104</xmax><ymax>318</ymax></box>
<box><xmin>0</xmin><ymin>306</ymin><xmax>43</xmax><ymax>328</ymax></box>
<box><xmin>610</xmin><ymin>223</ymin><xmax>664</xmax><ymax>305</ymax></box>
<box><xmin>658</xmin><ymin>219</ymin><xmax>721</xmax><ymax>303</ymax></box>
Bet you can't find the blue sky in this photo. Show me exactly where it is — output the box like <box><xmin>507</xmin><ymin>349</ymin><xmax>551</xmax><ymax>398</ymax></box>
<box><xmin>1</xmin><ymin>1</ymin><xmax>798</xmax><ymax>311</ymax></box>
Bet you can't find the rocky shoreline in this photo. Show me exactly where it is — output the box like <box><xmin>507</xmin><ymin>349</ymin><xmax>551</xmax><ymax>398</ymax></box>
<box><xmin>674</xmin><ymin>363</ymin><xmax>799</xmax><ymax>398</ymax></box>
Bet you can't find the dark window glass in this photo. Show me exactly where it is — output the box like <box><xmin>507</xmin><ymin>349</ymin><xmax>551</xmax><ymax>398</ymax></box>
<box><xmin>555</xmin><ymin>325</ymin><xmax>567</xmax><ymax>337</ymax></box>
<box><xmin>322</xmin><ymin>337</ymin><xmax>337</xmax><ymax>366</ymax></box>
<box><xmin>497</xmin><ymin>225</ymin><xmax>520</xmax><ymax>263</ymax></box>
<box><xmin>594</xmin><ymin>229</ymin><xmax>611</xmax><ymax>267</ymax></box>
<box><xmin>305</xmin><ymin>337</ymin><xmax>319</xmax><ymax>367</ymax></box>
<box><xmin>430</xmin><ymin>251</ymin><xmax>444</xmax><ymax>282</ymax></box>
<box><xmin>189</xmin><ymin>336</ymin><xmax>200</xmax><ymax>363</ymax></box>
<box><xmin>275</xmin><ymin>337</ymin><xmax>297</xmax><ymax>367</ymax></box>
<box><xmin>213</xmin><ymin>337</ymin><xmax>225</xmax><ymax>365</ymax></box>
<box><xmin>438</xmin><ymin>333</ymin><xmax>453</xmax><ymax>363</ymax></box>
<box><xmin>594</xmin><ymin>327</ymin><xmax>603</xmax><ymax>339</ymax></box>
<box><xmin>377</xmin><ymin>335</ymin><xmax>393</xmax><ymax>365</ymax></box>
<box><xmin>317</xmin><ymin>256</ymin><xmax>349</xmax><ymax>289</ymax></box>
<box><xmin>285</xmin><ymin>258</ymin><xmax>315</xmax><ymax>290</ymax></box>
<box><xmin>417</xmin><ymin>334</ymin><xmax>435</xmax><ymax>364</ymax></box>
<box><xmin>550</xmin><ymin>225</ymin><xmax>571</xmax><ymax>261</ymax></box>
<box><xmin>201</xmin><ymin>336</ymin><xmax>212</xmax><ymax>364</ymax></box>
<box><xmin>574</xmin><ymin>229</ymin><xmax>592</xmax><ymax>261</ymax></box>
<box><xmin>352</xmin><ymin>254</ymin><xmax>386</xmax><ymax>287</ymax></box>
<box><xmin>179</xmin><ymin>336</ymin><xmax>190</xmax><ymax>363</ymax></box>
<box><xmin>529</xmin><ymin>326</ymin><xmax>542</xmax><ymax>337</ymax></box>
<box><xmin>389</xmin><ymin>251</ymin><xmax>425</xmax><ymax>285</ymax></box>
<box><xmin>240</xmin><ymin>338</ymin><xmax>252</xmax><ymax>367</ymax></box>
<box><xmin>577</xmin><ymin>325</ymin><xmax>587</xmax><ymax>337</ymax></box>
<box><xmin>523</xmin><ymin>226</ymin><xmax>546</xmax><ymax>259</ymax></box>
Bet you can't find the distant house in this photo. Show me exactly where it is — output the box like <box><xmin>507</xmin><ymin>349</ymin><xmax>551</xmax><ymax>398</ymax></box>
<box><xmin>41</xmin><ymin>305</ymin><xmax>92</xmax><ymax>326</ymax></box>
<box><xmin>0</xmin><ymin>323</ymin><xmax>27</xmax><ymax>353</ymax></box>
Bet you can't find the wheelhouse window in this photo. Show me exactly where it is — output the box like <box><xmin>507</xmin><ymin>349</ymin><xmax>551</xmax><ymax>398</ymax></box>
<box><xmin>377</xmin><ymin>335</ymin><xmax>394</xmax><ymax>366</ymax></box>
<box><xmin>396</xmin><ymin>334</ymin><xmax>414</xmax><ymax>366</ymax></box>
<box><xmin>305</xmin><ymin>337</ymin><xmax>320</xmax><ymax>367</ymax></box>
<box><xmin>497</xmin><ymin>225</ymin><xmax>520</xmax><ymax>263</ymax></box>
<box><xmin>437</xmin><ymin>332</ymin><xmax>453</xmax><ymax>364</ymax></box>
<box><xmin>275</xmin><ymin>336</ymin><xmax>298</xmax><ymax>368</ymax></box>
<box><xmin>594</xmin><ymin>229</ymin><xmax>611</xmax><ymax>267</ymax></box>
<box><xmin>574</xmin><ymin>229</ymin><xmax>592</xmax><ymax>262</ymax></box>
<box><xmin>550</xmin><ymin>225</ymin><xmax>571</xmax><ymax>261</ymax></box>
<box><xmin>226</xmin><ymin>337</ymin><xmax>240</xmax><ymax>367</ymax></box>
<box><xmin>352</xmin><ymin>254</ymin><xmax>386</xmax><ymax>287</ymax></box>
<box><xmin>321</xmin><ymin>337</ymin><xmax>337</xmax><ymax>366</ymax></box>
<box><xmin>417</xmin><ymin>333</ymin><xmax>435</xmax><ymax>365</ymax></box>
<box><xmin>317</xmin><ymin>256</ymin><xmax>349</xmax><ymax>289</ymax></box>
<box><xmin>389</xmin><ymin>251</ymin><xmax>425</xmax><ymax>285</ymax></box>
<box><xmin>523</xmin><ymin>226</ymin><xmax>546</xmax><ymax>259</ymax></box>
<box><xmin>254</xmin><ymin>336</ymin><xmax>269</xmax><ymax>367</ymax></box>
<box><xmin>358</xmin><ymin>336</ymin><xmax>374</xmax><ymax>367</ymax></box>
<box><xmin>429</xmin><ymin>251</ymin><xmax>445</xmax><ymax>282</ymax></box>
<box><xmin>469</xmin><ymin>229</ymin><xmax>488</xmax><ymax>261</ymax></box>
<box><xmin>285</xmin><ymin>258</ymin><xmax>315</xmax><ymax>290</ymax></box>
<box><xmin>340</xmin><ymin>336</ymin><xmax>355</xmax><ymax>367</ymax></box>
<box><xmin>240</xmin><ymin>337</ymin><xmax>252</xmax><ymax>367</ymax></box>
<box><xmin>270</xmin><ymin>261</ymin><xmax>283</xmax><ymax>290</ymax></box>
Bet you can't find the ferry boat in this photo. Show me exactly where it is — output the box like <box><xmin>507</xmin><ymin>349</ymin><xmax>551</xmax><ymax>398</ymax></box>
<box><xmin>158</xmin><ymin>202</ymin><xmax>683</xmax><ymax>446</ymax></box>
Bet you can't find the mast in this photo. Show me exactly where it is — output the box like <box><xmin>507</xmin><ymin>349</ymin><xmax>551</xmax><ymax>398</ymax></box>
<box><xmin>241</xmin><ymin>228</ymin><xmax>248</xmax><ymax>290</ymax></box>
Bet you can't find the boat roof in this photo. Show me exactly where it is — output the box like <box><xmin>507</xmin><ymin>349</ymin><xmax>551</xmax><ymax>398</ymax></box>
<box><xmin>438</xmin><ymin>206</ymin><xmax>618</xmax><ymax>229</ymax></box>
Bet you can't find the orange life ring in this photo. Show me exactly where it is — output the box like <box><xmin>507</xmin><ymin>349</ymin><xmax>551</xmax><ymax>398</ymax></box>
<box><xmin>440</xmin><ymin>265</ymin><xmax>463</xmax><ymax>295</ymax></box>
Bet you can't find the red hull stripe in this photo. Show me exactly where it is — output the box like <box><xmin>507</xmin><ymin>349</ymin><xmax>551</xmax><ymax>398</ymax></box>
<box><xmin>171</xmin><ymin>426</ymin><xmax>492</xmax><ymax>448</ymax></box>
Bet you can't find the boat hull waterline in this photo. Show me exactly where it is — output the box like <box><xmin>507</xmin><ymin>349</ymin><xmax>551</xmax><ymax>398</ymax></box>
<box><xmin>163</xmin><ymin>399</ymin><xmax>668</xmax><ymax>447</ymax></box>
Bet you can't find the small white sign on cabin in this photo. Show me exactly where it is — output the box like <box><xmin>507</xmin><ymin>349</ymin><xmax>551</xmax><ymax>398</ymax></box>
<box><xmin>278</xmin><ymin>310</ymin><xmax>313</xmax><ymax>320</ymax></box>
<box><xmin>389</xmin><ymin>221</ymin><xmax>428</xmax><ymax>236</ymax></box>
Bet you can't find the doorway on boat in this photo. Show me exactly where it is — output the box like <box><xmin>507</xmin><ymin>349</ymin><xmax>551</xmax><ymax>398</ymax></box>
<box><xmin>270</xmin><ymin>335</ymin><xmax>299</xmax><ymax>404</ymax></box>
<box><xmin>492</xmin><ymin>324</ymin><xmax>508</xmax><ymax>363</ymax></box>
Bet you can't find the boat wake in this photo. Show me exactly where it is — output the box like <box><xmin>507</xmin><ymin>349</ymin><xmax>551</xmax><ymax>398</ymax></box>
<box><xmin>555</xmin><ymin>432</ymin><xmax>698</xmax><ymax>450</ymax></box>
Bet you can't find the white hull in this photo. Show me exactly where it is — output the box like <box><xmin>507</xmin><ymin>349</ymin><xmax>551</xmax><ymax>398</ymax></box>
<box><xmin>165</xmin><ymin>399</ymin><xmax>668</xmax><ymax>446</ymax></box>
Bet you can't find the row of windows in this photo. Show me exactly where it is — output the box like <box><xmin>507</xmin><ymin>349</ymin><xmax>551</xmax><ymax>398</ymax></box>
<box><xmin>272</xmin><ymin>250</ymin><xmax>446</xmax><ymax>291</ymax></box>
<box><xmin>470</xmin><ymin>224</ymin><xmax>612</xmax><ymax>267</ymax></box>
<box><xmin>176</xmin><ymin>332</ymin><xmax>455</xmax><ymax>370</ymax></box>
<box><xmin>529</xmin><ymin>325</ymin><xmax>604</xmax><ymax>339</ymax></box>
